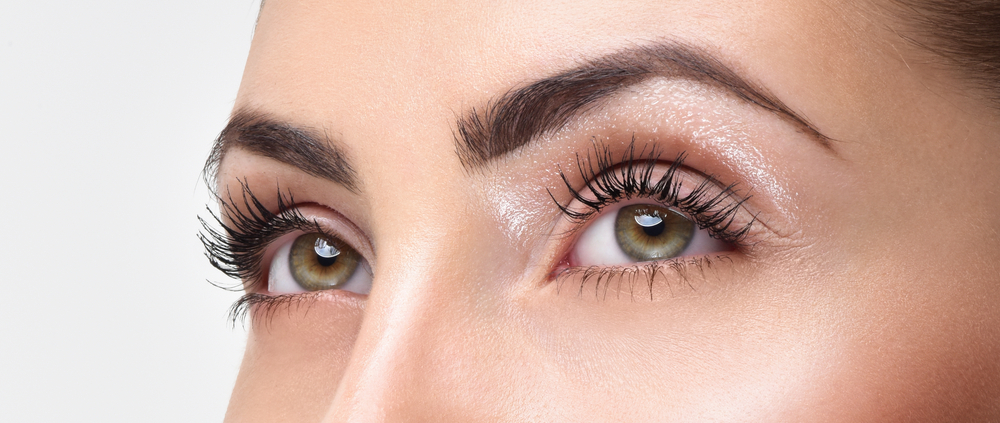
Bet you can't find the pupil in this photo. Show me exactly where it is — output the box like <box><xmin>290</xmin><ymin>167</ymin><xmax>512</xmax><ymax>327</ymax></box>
<box><xmin>314</xmin><ymin>237</ymin><xmax>341</xmax><ymax>267</ymax></box>
<box><xmin>316</xmin><ymin>254</ymin><xmax>338</xmax><ymax>267</ymax></box>
<box><xmin>635</xmin><ymin>214</ymin><xmax>665</xmax><ymax>237</ymax></box>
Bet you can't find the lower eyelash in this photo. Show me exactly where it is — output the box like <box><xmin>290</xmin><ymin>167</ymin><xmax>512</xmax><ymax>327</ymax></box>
<box><xmin>228</xmin><ymin>292</ymin><xmax>322</xmax><ymax>328</ymax></box>
<box><xmin>553</xmin><ymin>255</ymin><xmax>734</xmax><ymax>301</ymax></box>
<box><xmin>552</xmin><ymin>137</ymin><xmax>755</xmax><ymax>245</ymax></box>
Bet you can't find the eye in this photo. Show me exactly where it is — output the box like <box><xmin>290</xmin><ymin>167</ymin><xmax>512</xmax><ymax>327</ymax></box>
<box><xmin>570</xmin><ymin>202</ymin><xmax>731</xmax><ymax>266</ymax></box>
<box><xmin>266</xmin><ymin>232</ymin><xmax>373</xmax><ymax>295</ymax></box>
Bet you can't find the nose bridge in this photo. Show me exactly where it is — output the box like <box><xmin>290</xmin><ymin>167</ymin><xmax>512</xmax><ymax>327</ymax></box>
<box><xmin>322</xmin><ymin>244</ymin><xmax>502</xmax><ymax>422</ymax></box>
<box><xmin>317</xmin><ymin>153</ymin><xmax>527</xmax><ymax>419</ymax></box>
<box><xmin>316</xmin><ymin>38</ymin><xmax>528</xmax><ymax>416</ymax></box>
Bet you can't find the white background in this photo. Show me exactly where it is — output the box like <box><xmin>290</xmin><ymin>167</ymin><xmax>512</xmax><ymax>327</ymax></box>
<box><xmin>0</xmin><ymin>1</ymin><xmax>259</xmax><ymax>421</ymax></box>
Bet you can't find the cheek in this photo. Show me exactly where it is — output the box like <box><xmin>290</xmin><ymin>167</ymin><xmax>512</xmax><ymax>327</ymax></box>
<box><xmin>225</xmin><ymin>296</ymin><xmax>365</xmax><ymax>422</ymax></box>
<box><xmin>527</xmin><ymin>254</ymin><xmax>1000</xmax><ymax>422</ymax></box>
<box><xmin>819</xmin><ymin>263</ymin><xmax>1000</xmax><ymax>421</ymax></box>
<box><xmin>523</xmin><ymin>266</ymin><xmax>836</xmax><ymax>421</ymax></box>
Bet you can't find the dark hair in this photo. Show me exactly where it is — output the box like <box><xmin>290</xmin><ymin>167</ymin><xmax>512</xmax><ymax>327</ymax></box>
<box><xmin>890</xmin><ymin>0</ymin><xmax>1000</xmax><ymax>106</ymax></box>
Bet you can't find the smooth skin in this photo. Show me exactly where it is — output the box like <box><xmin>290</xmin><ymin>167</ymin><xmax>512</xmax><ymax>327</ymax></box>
<box><xmin>216</xmin><ymin>0</ymin><xmax>1000</xmax><ymax>421</ymax></box>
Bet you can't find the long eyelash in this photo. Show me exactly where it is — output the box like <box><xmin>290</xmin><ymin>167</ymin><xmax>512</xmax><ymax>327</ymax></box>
<box><xmin>552</xmin><ymin>137</ymin><xmax>754</xmax><ymax>244</ymax></box>
<box><xmin>549</xmin><ymin>138</ymin><xmax>755</xmax><ymax>298</ymax></box>
<box><xmin>198</xmin><ymin>179</ymin><xmax>321</xmax><ymax>293</ymax></box>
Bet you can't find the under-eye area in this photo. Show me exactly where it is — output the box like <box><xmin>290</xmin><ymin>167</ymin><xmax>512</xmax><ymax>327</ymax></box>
<box><xmin>224</xmin><ymin>286</ymin><xmax>369</xmax><ymax>328</ymax></box>
<box><xmin>552</xmin><ymin>255</ymin><xmax>736</xmax><ymax>300</ymax></box>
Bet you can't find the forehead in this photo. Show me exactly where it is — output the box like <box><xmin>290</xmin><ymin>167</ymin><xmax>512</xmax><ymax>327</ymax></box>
<box><xmin>235</xmin><ymin>0</ymin><xmax>895</xmax><ymax>150</ymax></box>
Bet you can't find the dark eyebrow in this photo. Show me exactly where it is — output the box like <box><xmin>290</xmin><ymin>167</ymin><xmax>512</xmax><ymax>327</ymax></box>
<box><xmin>203</xmin><ymin>110</ymin><xmax>359</xmax><ymax>192</ymax></box>
<box><xmin>455</xmin><ymin>41</ymin><xmax>833</xmax><ymax>170</ymax></box>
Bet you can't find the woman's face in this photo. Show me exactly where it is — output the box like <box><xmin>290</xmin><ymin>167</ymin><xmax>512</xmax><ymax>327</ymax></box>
<box><xmin>213</xmin><ymin>0</ymin><xmax>1000</xmax><ymax>421</ymax></box>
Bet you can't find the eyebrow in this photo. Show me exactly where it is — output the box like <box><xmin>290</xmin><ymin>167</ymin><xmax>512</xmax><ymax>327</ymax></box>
<box><xmin>204</xmin><ymin>110</ymin><xmax>359</xmax><ymax>192</ymax></box>
<box><xmin>455</xmin><ymin>41</ymin><xmax>833</xmax><ymax>170</ymax></box>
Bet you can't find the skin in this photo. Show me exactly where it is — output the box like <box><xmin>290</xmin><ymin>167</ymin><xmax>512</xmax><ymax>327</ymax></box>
<box><xmin>214</xmin><ymin>0</ymin><xmax>1000</xmax><ymax>421</ymax></box>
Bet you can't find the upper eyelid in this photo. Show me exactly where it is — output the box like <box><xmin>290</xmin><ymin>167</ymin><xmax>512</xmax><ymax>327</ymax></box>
<box><xmin>241</xmin><ymin>205</ymin><xmax>375</xmax><ymax>276</ymax></box>
<box><xmin>558</xmin><ymin>174</ymin><xmax>756</xmax><ymax>241</ymax></box>
<box><xmin>550</xmin><ymin>141</ymin><xmax>758</xmax><ymax>245</ymax></box>
<box><xmin>200</xmin><ymin>181</ymin><xmax>374</xmax><ymax>293</ymax></box>
<box><xmin>290</xmin><ymin>206</ymin><xmax>376</xmax><ymax>264</ymax></box>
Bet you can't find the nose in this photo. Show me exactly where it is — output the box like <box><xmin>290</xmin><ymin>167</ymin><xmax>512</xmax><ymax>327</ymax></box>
<box><xmin>317</xmin><ymin>103</ymin><xmax>551</xmax><ymax>420</ymax></box>
<box><xmin>320</xmin><ymin>227</ymin><xmax>540</xmax><ymax>422</ymax></box>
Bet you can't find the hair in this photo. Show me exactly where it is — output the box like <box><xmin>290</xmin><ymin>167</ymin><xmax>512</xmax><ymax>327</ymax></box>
<box><xmin>888</xmin><ymin>0</ymin><xmax>1000</xmax><ymax>106</ymax></box>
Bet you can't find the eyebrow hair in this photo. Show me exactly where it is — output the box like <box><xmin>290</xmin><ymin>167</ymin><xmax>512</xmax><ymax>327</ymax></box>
<box><xmin>203</xmin><ymin>110</ymin><xmax>359</xmax><ymax>192</ymax></box>
<box><xmin>455</xmin><ymin>41</ymin><xmax>833</xmax><ymax>170</ymax></box>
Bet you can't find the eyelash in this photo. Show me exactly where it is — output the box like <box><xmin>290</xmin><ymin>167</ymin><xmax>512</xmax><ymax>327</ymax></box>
<box><xmin>201</xmin><ymin>140</ymin><xmax>757</xmax><ymax>323</ymax></box>
<box><xmin>552</xmin><ymin>256</ymin><xmax>733</xmax><ymax>301</ymax></box>
<box><xmin>550</xmin><ymin>139</ymin><xmax>755</xmax><ymax>297</ymax></box>
<box><xmin>198</xmin><ymin>181</ymin><xmax>332</xmax><ymax>324</ymax></box>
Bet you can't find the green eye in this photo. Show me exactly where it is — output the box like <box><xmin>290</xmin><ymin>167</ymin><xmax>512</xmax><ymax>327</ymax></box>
<box><xmin>288</xmin><ymin>232</ymin><xmax>362</xmax><ymax>291</ymax></box>
<box><xmin>614</xmin><ymin>205</ymin><xmax>695</xmax><ymax>262</ymax></box>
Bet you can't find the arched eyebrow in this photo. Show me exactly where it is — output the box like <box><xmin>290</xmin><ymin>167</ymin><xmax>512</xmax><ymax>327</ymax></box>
<box><xmin>203</xmin><ymin>110</ymin><xmax>360</xmax><ymax>192</ymax></box>
<box><xmin>455</xmin><ymin>41</ymin><xmax>833</xmax><ymax>170</ymax></box>
<box><xmin>205</xmin><ymin>42</ymin><xmax>830</xmax><ymax>187</ymax></box>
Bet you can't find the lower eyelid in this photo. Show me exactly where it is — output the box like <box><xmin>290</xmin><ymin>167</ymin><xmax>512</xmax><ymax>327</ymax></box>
<box><xmin>551</xmin><ymin>255</ymin><xmax>738</xmax><ymax>301</ymax></box>
<box><xmin>228</xmin><ymin>290</ymin><xmax>366</xmax><ymax>327</ymax></box>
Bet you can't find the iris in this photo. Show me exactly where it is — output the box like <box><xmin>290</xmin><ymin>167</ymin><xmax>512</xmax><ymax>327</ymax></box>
<box><xmin>289</xmin><ymin>233</ymin><xmax>362</xmax><ymax>291</ymax></box>
<box><xmin>614</xmin><ymin>205</ymin><xmax>694</xmax><ymax>261</ymax></box>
